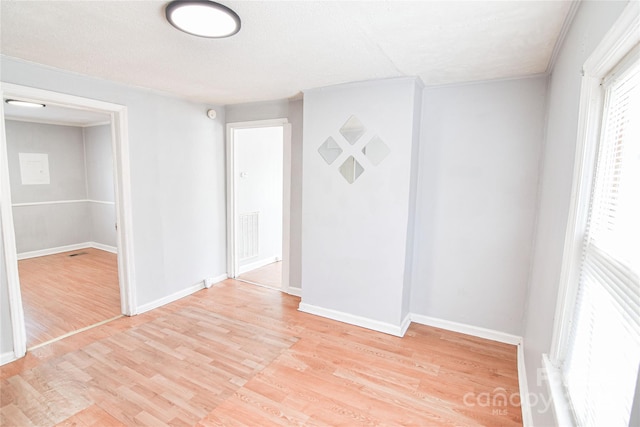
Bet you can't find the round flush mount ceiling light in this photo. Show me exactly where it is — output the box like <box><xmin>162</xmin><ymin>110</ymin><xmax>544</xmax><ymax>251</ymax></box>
<box><xmin>165</xmin><ymin>0</ymin><xmax>241</xmax><ymax>38</ymax></box>
<box><xmin>5</xmin><ymin>99</ymin><xmax>46</xmax><ymax>108</ymax></box>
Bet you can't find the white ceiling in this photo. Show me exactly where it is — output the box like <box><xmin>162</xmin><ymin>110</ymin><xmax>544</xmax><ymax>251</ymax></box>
<box><xmin>0</xmin><ymin>1</ymin><xmax>573</xmax><ymax>106</ymax></box>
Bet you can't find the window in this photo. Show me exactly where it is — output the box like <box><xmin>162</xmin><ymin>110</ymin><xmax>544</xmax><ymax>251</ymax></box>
<box><xmin>547</xmin><ymin>5</ymin><xmax>640</xmax><ymax>426</ymax></box>
<box><xmin>560</xmin><ymin>49</ymin><xmax>640</xmax><ymax>426</ymax></box>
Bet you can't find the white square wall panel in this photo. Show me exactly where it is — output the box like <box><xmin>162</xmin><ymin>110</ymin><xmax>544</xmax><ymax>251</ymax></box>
<box><xmin>19</xmin><ymin>153</ymin><xmax>50</xmax><ymax>185</ymax></box>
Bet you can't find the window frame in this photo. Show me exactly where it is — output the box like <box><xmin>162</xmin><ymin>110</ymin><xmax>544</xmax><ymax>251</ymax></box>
<box><xmin>546</xmin><ymin>2</ymin><xmax>640</xmax><ymax>424</ymax></box>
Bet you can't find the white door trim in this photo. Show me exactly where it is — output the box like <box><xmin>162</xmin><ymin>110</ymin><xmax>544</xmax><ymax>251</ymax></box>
<box><xmin>226</xmin><ymin>119</ymin><xmax>291</xmax><ymax>293</ymax></box>
<box><xmin>0</xmin><ymin>83</ymin><xmax>137</xmax><ymax>361</ymax></box>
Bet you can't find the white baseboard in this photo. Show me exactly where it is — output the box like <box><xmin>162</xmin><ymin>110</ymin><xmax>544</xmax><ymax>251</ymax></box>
<box><xmin>17</xmin><ymin>241</ymin><xmax>117</xmax><ymax>260</ymax></box>
<box><xmin>89</xmin><ymin>242</ymin><xmax>117</xmax><ymax>254</ymax></box>
<box><xmin>400</xmin><ymin>313</ymin><xmax>412</xmax><ymax>336</ymax></box>
<box><xmin>239</xmin><ymin>256</ymin><xmax>279</xmax><ymax>275</ymax></box>
<box><xmin>518</xmin><ymin>343</ymin><xmax>533</xmax><ymax>427</ymax></box>
<box><xmin>136</xmin><ymin>273</ymin><xmax>227</xmax><ymax>315</ymax></box>
<box><xmin>0</xmin><ymin>351</ymin><xmax>17</xmax><ymax>366</ymax></box>
<box><xmin>17</xmin><ymin>242</ymin><xmax>91</xmax><ymax>260</ymax></box>
<box><xmin>137</xmin><ymin>281</ymin><xmax>205</xmax><ymax>315</ymax></box>
<box><xmin>298</xmin><ymin>303</ymin><xmax>407</xmax><ymax>337</ymax></box>
<box><xmin>285</xmin><ymin>286</ymin><xmax>301</xmax><ymax>297</ymax></box>
<box><xmin>209</xmin><ymin>274</ymin><xmax>229</xmax><ymax>286</ymax></box>
<box><xmin>410</xmin><ymin>314</ymin><xmax>522</xmax><ymax>345</ymax></box>
<box><xmin>295</xmin><ymin>305</ymin><xmax>523</xmax><ymax>343</ymax></box>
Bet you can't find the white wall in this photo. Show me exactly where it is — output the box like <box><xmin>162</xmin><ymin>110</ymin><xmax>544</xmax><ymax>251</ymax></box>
<box><xmin>84</xmin><ymin>124</ymin><xmax>116</xmax><ymax>248</ymax></box>
<box><xmin>301</xmin><ymin>78</ymin><xmax>421</xmax><ymax>328</ymax></box>
<box><xmin>411</xmin><ymin>76</ymin><xmax>547</xmax><ymax>335</ymax></box>
<box><xmin>6</xmin><ymin>120</ymin><xmax>91</xmax><ymax>253</ymax></box>
<box><xmin>521</xmin><ymin>1</ymin><xmax>628</xmax><ymax>424</ymax></box>
<box><xmin>235</xmin><ymin>126</ymin><xmax>283</xmax><ymax>268</ymax></box>
<box><xmin>0</xmin><ymin>55</ymin><xmax>227</xmax><ymax>351</ymax></box>
<box><xmin>225</xmin><ymin>99</ymin><xmax>304</xmax><ymax>289</ymax></box>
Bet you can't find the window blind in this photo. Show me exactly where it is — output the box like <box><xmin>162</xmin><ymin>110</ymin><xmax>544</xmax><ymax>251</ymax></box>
<box><xmin>562</xmin><ymin>54</ymin><xmax>640</xmax><ymax>426</ymax></box>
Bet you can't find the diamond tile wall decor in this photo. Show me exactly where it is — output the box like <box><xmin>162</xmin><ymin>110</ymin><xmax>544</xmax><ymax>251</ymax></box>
<box><xmin>362</xmin><ymin>136</ymin><xmax>390</xmax><ymax>166</ymax></box>
<box><xmin>318</xmin><ymin>137</ymin><xmax>343</xmax><ymax>165</ymax></box>
<box><xmin>339</xmin><ymin>115</ymin><xmax>366</xmax><ymax>145</ymax></box>
<box><xmin>317</xmin><ymin>115</ymin><xmax>390</xmax><ymax>184</ymax></box>
<box><xmin>339</xmin><ymin>156</ymin><xmax>364</xmax><ymax>184</ymax></box>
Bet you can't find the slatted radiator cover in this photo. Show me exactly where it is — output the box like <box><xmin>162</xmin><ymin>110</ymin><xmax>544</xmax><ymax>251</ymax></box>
<box><xmin>238</xmin><ymin>212</ymin><xmax>259</xmax><ymax>260</ymax></box>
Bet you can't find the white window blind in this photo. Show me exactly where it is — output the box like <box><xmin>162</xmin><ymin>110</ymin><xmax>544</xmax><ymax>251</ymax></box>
<box><xmin>562</xmin><ymin>54</ymin><xmax>640</xmax><ymax>427</ymax></box>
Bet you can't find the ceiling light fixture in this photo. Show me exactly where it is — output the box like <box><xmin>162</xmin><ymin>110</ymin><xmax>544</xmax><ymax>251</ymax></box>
<box><xmin>165</xmin><ymin>0</ymin><xmax>241</xmax><ymax>38</ymax></box>
<box><xmin>5</xmin><ymin>99</ymin><xmax>46</xmax><ymax>108</ymax></box>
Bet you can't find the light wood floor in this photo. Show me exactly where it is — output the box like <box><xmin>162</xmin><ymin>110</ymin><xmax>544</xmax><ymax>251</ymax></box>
<box><xmin>1</xmin><ymin>280</ymin><xmax>522</xmax><ymax>426</ymax></box>
<box><xmin>237</xmin><ymin>261</ymin><xmax>282</xmax><ymax>289</ymax></box>
<box><xmin>18</xmin><ymin>248</ymin><xmax>121</xmax><ymax>348</ymax></box>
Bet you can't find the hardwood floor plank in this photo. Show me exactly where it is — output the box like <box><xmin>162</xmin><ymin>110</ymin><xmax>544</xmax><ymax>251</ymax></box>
<box><xmin>237</xmin><ymin>261</ymin><xmax>282</xmax><ymax>289</ymax></box>
<box><xmin>1</xmin><ymin>280</ymin><xmax>522</xmax><ymax>426</ymax></box>
<box><xmin>1</xmin><ymin>403</ymin><xmax>36</xmax><ymax>427</ymax></box>
<box><xmin>18</xmin><ymin>248</ymin><xmax>121</xmax><ymax>348</ymax></box>
<box><xmin>54</xmin><ymin>404</ymin><xmax>127</xmax><ymax>427</ymax></box>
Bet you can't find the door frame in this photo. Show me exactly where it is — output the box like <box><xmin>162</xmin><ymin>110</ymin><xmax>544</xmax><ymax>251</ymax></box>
<box><xmin>226</xmin><ymin>118</ymin><xmax>291</xmax><ymax>293</ymax></box>
<box><xmin>0</xmin><ymin>83</ymin><xmax>137</xmax><ymax>362</ymax></box>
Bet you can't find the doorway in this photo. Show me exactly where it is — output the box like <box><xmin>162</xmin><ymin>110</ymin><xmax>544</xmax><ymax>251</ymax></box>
<box><xmin>0</xmin><ymin>83</ymin><xmax>136</xmax><ymax>361</ymax></box>
<box><xmin>226</xmin><ymin>119</ymin><xmax>291</xmax><ymax>292</ymax></box>
<box><xmin>5</xmin><ymin>113</ymin><xmax>120</xmax><ymax>348</ymax></box>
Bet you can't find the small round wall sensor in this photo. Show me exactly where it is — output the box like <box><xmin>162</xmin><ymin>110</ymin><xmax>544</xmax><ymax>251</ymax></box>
<box><xmin>207</xmin><ymin>109</ymin><xmax>217</xmax><ymax>119</ymax></box>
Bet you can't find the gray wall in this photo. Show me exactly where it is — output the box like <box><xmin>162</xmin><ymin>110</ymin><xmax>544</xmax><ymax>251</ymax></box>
<box><xmin>84</xmin><ymin>125</ymin><xmax>114</xmax><ymax>202</ymax></box>
<box><xmin>12</xmin><ymin>203</ymin><xmax>90</xmax><ymax>253</ymax></box>
<box><xmin>6</xmin><ymin>120</ymin><xmax>117</xmax><ymax>253</ymax></box>
<box><xmin>402</xmin><ymin>82</ymin><xmax>423</xmax><ymax>320</ymax></box>
<box><xmin>6</xmin><ymin>121</ymin><xmax>87</xmax><ymax>203</ymax></box>
<box><xmin>0</xmin><ymin>55</ymin><xmax>227</xmax><ymax>353</ymax></box>
<box><xmin>301</xmin><ymin>78</ymin><xmax>421</xmax><ymax>327</ymax></box>
<box><xmin>6</xmin><ymin>120</ymin><xmax>91</xmax><ymax>253</ymax></box>
<box><xmin>225</xmin><ymin>98</ymin><xmax>304</xmax><ymax>289</ymax></box>
<box><xmin>289</xmin><ymin>100</ymin><xmax>303</xmax><ymax>290</ymax></box>
<box><xmin>84</xmin><ymin>124</ymin><xmax>116</xmax><ymax>247</ymax></box>
<box><xmin>226</xmin><ymin>100</ymin><xmax>290</xmax><ymax>123</ymax></box>
<box><xmin>521</xmin><ymin>1</ymin><xmax>628</xmax><ymax>424</ymax></box>
<box><xmin>411</xmin><ymin>76</ymin><xmax>547</xmax><ymax>335</ymax></box>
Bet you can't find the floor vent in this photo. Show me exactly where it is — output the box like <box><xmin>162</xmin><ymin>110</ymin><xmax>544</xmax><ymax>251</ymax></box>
<box><xmin>69</xmin><ymin>252</ymin><xmax>88</xmax><ymax>257</ymax></box>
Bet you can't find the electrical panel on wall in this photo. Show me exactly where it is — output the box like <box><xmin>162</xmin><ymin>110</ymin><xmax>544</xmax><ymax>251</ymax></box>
<box><xmin>18</xmin><ymin>152</ymin><xmax>50</xmax><ymax>185</ymax></box>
